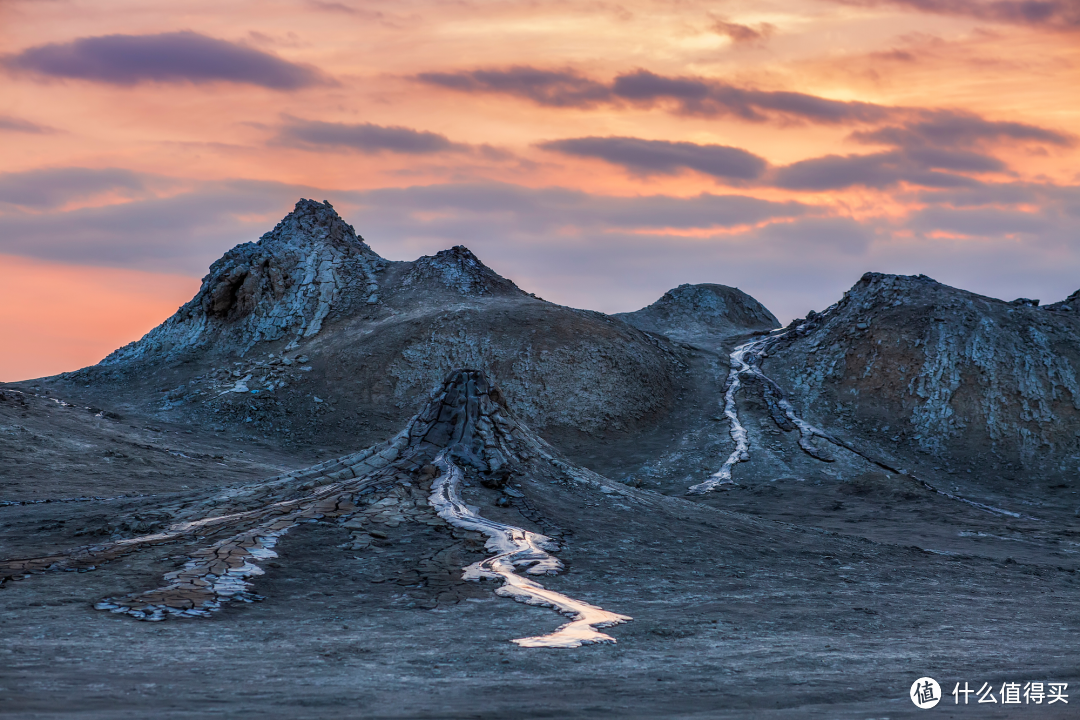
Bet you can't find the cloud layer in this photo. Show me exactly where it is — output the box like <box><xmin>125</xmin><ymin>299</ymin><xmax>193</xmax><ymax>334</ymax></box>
<box><xmin>275</xmin><ymin>117</ymin><xmax>464</xmax><ymax>154</ymax></box>
<box><xmin>0</xmin><ymin>167</ymin><xmax>149</xmax><ymax>209</ymax></box>
<box><xmin>531</xmin><ymin>105</ymin><xmax>1069</xmax><ymax>190</ymax></box>
<box><xmin>417</xmin><ymin>67</ymin><xmax>892</xmax><ymax>124</ymax></box>
<box><xmin>837</xmin><ymin>0</ymin><xmax>1080</xmax><ymax>29</ymax></box>
<box><xmin>852</xmin><ymin>111</ymin><xmax>1076</xmax><ymax>149</ymax></box>
<box><xmin>539</xmin><ymin>137</ymin><xmax>767</xmax><ymax>180</ymax></box>
<box><xmin>0</xmin><ymin>114</ymin><xmax>51</xmax><ymax>133</ymax></box>
<box><xmin>3</xmin><ymin>31</ymin><xmax>327</xmax><ymax>89</ymax></box>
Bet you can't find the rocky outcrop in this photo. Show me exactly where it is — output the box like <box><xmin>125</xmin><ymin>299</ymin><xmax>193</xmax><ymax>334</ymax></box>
<box><xmin>764</xmin><ymin>272</ymin><xmax>1080</xmax><ymax>483</ymax></box>
<box><xmin>49</xmin><ymin>200</ymin><xmax>689</xmax><ymax>449</ymax></box>
<box><xmin>100</xmin><ymin>199</ymin><xmax>385</xmax><ymax>364</ymax></box>
<box><xmin>1046</xmin><ymin>289</ymin><xmax>1080</xmax><ymax>313</ymax></box>
<box><xmin>401</xmin><ymin>246</ymin><xmax>522</xmax><ymax>297</ymax></box>
<box><xmin>381</xmin><ymin>305</ymin><xmax>681</xmax><ymax>433</ymax></box>
<box><xmin>615</xmin><ymin>283</ymin><xmax>779</xmax><ymax>348</ymax></box>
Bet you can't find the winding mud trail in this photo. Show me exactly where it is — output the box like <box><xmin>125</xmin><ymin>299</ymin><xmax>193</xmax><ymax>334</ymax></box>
<box><xmin>429</xmin><ymin>450</ymin><xmax>631</xmax><ymax>648</ymax></box>
<box><xmin>689</xmin><ymin>332</ymin><xmax>838</xmax><ymax>495</ymax></box>
<box><xmin>687</xmin><ymin>338</ymin><xmax>765</xmax><ymax>495</ymax></box>
<box><xmin>690</xmin><ymin>328</ymin><xmax>1031</xmax><ymax>519</ymax></box>
<box><xmin>2</xmin><ymin>368</ymin><xmax>634</xmax><ymax>643</ymax></box>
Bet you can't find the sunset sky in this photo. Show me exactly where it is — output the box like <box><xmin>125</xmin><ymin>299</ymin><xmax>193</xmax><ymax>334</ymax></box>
<box><xmin>1</xmin><ymin>0</ymin><xmax>1078</xmax><ymax>380</ymax></box>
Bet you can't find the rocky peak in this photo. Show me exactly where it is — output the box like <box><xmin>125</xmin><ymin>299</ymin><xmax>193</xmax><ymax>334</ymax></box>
<box><xmin>614</xmin><ymin>283</ymin><xmax>779</xmax><ymax>348</ymax></box>
<box><xmin>100</xmin><ymin>199</ymin><xmax>387</xmax><ymax>364</ymax></box>
<box><xmin>259</xmin><ymin>198</ymin><xmax>373</xmax><ymax>252</ymax></box>
<box><xmin>765</xmin><ymin>271</ymin><xmax>1080</xmax><ymax>483</ymax></box>
<box><xmin>402</xmin><ymin>245</ymin><xmax>522</xmax><ymax>297</ymax></box>
<box><xmin>785</xmin><ymin>272</ymin><xmax>1071</xmax><ymax>338</ymax></box>
<box><xmin>1046</xmin><ymin>288</ymin><xmax>1080</xmax><ymax>313</ymax></box>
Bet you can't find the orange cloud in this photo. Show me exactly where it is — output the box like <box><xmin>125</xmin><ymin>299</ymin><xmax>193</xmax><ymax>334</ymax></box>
<box><xmin>0</xmin><ymin>0</ymin><xmax>1078</xmax><ymax>377</ymax></box>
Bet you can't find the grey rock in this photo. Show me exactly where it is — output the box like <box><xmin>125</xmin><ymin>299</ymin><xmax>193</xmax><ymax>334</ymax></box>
<box><xmin>765</xmin><ymin>271</ymin><xmax>1080</xmax><ymax>485</ymax></box>
<box><xmin>401</xmin><ymin>245</ymin><xmax>522</xmax><ymax>297</ymax></box>
<box><xmin>100</xmin><ymin>199</ymin><xmax>386</xmax><ymax>364</ymax></box>
<box><xmin>615</xmin><ymin>283</ymin><xmax>779</xmax><ymax>349</ymax></box>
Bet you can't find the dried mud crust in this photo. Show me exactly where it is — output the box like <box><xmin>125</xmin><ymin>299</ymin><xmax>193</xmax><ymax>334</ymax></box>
<box><xmin>0</xmin><ymin>369</ymin><xmax>630</xmax><ymax>645</ymax></box>
<box><xmin>0</xmin><ymin>388</ymin><xmax>305</xmax><ymax>503</ymax></box>
<box><xmin>1</xmin><ymin>477</ymin><xmax>1077</xmax><ymax>719</ymax></box>
<box><xmin>2</xmin><ymin>371</ymin><xmax>1078</xmax><ymax>717</ymax></box>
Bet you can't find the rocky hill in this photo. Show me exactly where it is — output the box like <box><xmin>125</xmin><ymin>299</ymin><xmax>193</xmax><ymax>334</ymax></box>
<box><xmin>35</xmin><ymin>200</ymin><xmax>736</xmax><ymax>454</ymax></box>
<box><xmin>102</xmin><ymin>199</ymin><xmax>386</xmax><ymax>363</ymax></box>
<box><xmin>763</xmin><ymin>272</ymin><xmax>1080</xmax><ymax>487</ymax></box>
<box><xmin>25</xmin><ymin>200</ymin><xmax>1079</xmax><ymax>499</ymax></box>
<box><xmin>615</xmin><ymin>283</ymin><xmax>779</xmax><ymax>348</ymax></box>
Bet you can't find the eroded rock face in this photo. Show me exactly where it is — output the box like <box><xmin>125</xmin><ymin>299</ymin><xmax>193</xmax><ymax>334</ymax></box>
<box><xmin>379</xmin><ymin>304</ymin><xmax>681</xmax><ymax>433</ymax></box>
<box><xmin>402</xmin><ymin>246</ymin><xmax>522</xmax><ymax>297</ymax></box>
<box><xmin>48</xmin><ymin>199</ymin><xmax>690</xmax><ymax>448</ymax></box>
<box><xmin>101</xmin><ymin>199</ymin><xmax>385</xmax><ymax>363</ymax></box>
<box><xmin>764</xmin><ymin>272</ymin><xmax>1080</xmax><ymax>483</ymax></box>
<box><xmin>615</xmin><ymin>283</ymin><xmax>779</xmax><ymax>348</ymax></box>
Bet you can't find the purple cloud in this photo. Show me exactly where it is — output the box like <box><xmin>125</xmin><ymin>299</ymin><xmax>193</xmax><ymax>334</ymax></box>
<box><xmin>539</xmin><ymin>136</ymin><xmax>767</xmax><ymax>181</ymax></box>
<box><xmin>3</xmin><ymin>31</ymin><xmax>328</xmax><ymax>89</ymax></box>
<box><xmin>416</xmin><ymin>67</ymin><xmax>611</xmax><ymax>108</ymax></box>
<box><xmin>276</xmin><ymin>117</ymin><xmax>464</xmax><ymax>154</ymax></box>
<box><xmin>712</xmin><ymin>19</ymin><xmax>776</xmax><ymax>44</ymax></box>
<box><xmin>611</xmin><ymin>70</ymin><xmax>891</xmax><ymax>123</ymax></box>
<box><xmin>0</xmin><ymin>167</ymin><xmax>148</xmax><ymax>209</ymax></box>
<box><xmin>307</xmin><ymin>1</ymin><xmax>359</xmax><ymax>12</ymax></box>
<box><xmin>350</xmin><ymin>182</ymin><xmax>808</xmax><ymax>233</ymax></box>
<box><xmin>536</xmin><ymin>133</ymin><xmax>1003</xmax><ymax>189</ymax></box>
<box><xmin>0</xmin><ymin>114</ymin><xmax>52</xmax><ymax>133</ymax></box>
<box><xmin>772</xmin><ymin>150</ymin><xmax>994</xmax><ymax>190</ymax></box>
<box><xmin>910</xmin><ymin>205</ymin><xmax>1053</xmax><ymax>235</ymax></box>
<box><xmin>853</xmin><ymin>110</ymin><xmax>1076</xmax><ymax>149</ymax></box>
<box><xmin>835</xmin><ymin>0</ymin><xmax>1080</xmax><ymax>29</ymax></box>
<box><xmin>415</xmin><ymin>66</ymin><xmax>891</xmax><ymax>124</ymax></box>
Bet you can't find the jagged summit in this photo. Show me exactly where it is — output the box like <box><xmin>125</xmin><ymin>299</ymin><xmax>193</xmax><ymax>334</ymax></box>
<box><xmin>786</xmin><ymin>271</ymin><xmax>1076</xmax><ymax>331</ymax></box>
<box><xmin>49</xmin><ymin>200</ymin><xmax>685</xmax><ymax>450</ymax></box>
<box><xmin>615</xmin><ymin>283</ymin><xmax>779</xmax><ymax>348</ymax></box>
<box><xmin>101</xmin><ymin>199</ymin><xmax>387</xmax><ymax>364</ymax></box>
<box><xmin>402</xmin><ymin>245</ymin><xmax>523</xmax><ymax>297</ymax></box>
<box><xmin>1046</xmin><ymin>288</ymin><xmax>1080</xmax><ymax>312</ymax></box>
<box><xmin>764</xmin><ymin>270</ymin><xmax>1080</xmax><ymax>484</ymax></box>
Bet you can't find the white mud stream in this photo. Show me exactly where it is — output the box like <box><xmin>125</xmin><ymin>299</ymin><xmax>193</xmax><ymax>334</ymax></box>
<box><xmin>687</xmin><ymin>339</ymin><xmax>763</xmax><ymax>494</ymax></box>
<box><xmin>429</xmin><ymin>451</ymin><xmax>631</xmax><ymax>648</ymax></box>
<box><xmin>689</xmin><ymin>333</ymin><xmax>840</xmax><ymax>495</ymax></box>
<box><xmin>689</xmin><ymin>330</ymin><xmax>1030</xmax><ymax>519</ymax></box>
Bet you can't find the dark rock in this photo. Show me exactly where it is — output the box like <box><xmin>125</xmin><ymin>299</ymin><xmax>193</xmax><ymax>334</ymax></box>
<box><xmin>615</xmin><ymin>283</ymin><xmax>779</xmax><ymax>349</ymax></box>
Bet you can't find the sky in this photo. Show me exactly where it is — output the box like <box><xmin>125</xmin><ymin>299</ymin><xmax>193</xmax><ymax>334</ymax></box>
<box><xmin>1</xmin><ymin>0</ymin><xmax>1078</xmax><ymax>381</ymax></box>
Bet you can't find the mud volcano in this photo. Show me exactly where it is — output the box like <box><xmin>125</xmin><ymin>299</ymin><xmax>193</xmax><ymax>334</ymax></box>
<box><xmin>2</xmin><ymin>370</ymin><xmax>630</xmax><ymax>647</ymax></box>
<box><xmin>2</xmin><ymin>201</ymin><xmax>1078</xmax><ymax>720</ymax></box>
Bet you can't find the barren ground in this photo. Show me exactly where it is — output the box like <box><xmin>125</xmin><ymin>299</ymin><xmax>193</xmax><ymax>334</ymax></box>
<box><xmin>2</xmin><ymin>382</ymin><xmax>1078</xmax><ymax>719</ymax></box>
